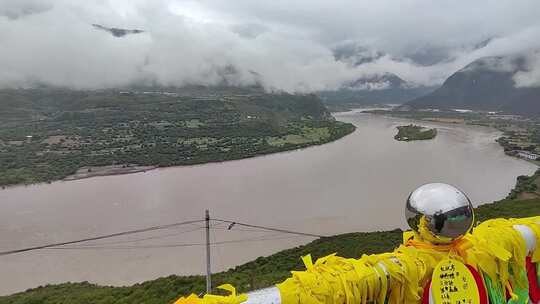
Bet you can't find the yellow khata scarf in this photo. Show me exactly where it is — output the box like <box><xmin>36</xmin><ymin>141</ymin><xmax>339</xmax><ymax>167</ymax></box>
<box><xmin>173</xmin><ymin>216</ymin><xmax>540</xmax><ymax>304</ymax></box>
<box><xmin>174</xmin><ymin>284</ymin><xmax>247</xmax><ymax>304</ymax></box>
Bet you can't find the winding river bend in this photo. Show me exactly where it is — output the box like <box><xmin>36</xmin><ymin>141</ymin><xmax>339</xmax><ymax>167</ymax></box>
<box><xmin>0</xmin><ymin>111</ymin><xmax>536</xmax><ymax>295</ymax></box>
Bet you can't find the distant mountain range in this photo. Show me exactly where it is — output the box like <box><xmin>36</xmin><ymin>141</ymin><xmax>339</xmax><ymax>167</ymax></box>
<box><xmin>403</xmin><ymin>55</ymin><xmax>540</xmax><ymax>115</ymax></box>
<box><xmin>318</xmin><ymin>73</ymin><xmax>436</xmax><ymax>106</ymax></box>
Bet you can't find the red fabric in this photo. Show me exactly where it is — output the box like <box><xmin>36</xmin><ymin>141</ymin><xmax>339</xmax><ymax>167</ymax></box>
<box><xmin>526</xmin><ymin>256</ymin><xmax>540</xmax><ymax>303</ymax></box>
<box><xmin>422</xmin><ymin>279</ymin><xmax>431</xmax><ymax>304</ymax></box>
<box><xmin>466</xmin><ymin>265</ymin><xmax>489</xmax><ymax>304</ymax></box>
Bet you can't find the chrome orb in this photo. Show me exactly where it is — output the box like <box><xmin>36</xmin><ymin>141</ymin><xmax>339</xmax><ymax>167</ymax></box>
<box><xmin>405</xmin><ymin>183</ymin><xmax>474</xmax><ymax>244</ymax></box>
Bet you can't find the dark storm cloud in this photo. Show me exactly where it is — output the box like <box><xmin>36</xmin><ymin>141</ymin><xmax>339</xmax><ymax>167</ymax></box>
<box><xmin>0</xmin><ymin>0</ymin><xmax>539</xmax><ymax>91</ymax></box>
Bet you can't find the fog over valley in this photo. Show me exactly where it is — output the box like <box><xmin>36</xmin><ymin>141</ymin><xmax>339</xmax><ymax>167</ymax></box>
<box><xmin>1</xmin><ymin>0</ymin><xmax>540</xmax><ymax>92</ymax></box>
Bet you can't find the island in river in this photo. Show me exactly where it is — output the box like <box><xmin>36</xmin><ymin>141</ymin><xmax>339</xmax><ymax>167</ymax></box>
<box><xmin>394</xmin><ymin>124</ymin><xmax>437</xmax><ymax>141</ymax></box>
<box><xmin>0</xmin><ymin>86</ymin><xmax>355</xmax><ymax>187</ymax></box>
<box><xmin>366</xmin><ymin>107</ymin><xmax>540</xmax><ymax>165</ymax></box>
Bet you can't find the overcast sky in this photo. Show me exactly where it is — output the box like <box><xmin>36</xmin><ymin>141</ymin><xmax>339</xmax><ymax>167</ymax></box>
<box><xmin>0</xmin><ymin>0</ymin><xmax>539</xmax><ymax>91</ymax></box>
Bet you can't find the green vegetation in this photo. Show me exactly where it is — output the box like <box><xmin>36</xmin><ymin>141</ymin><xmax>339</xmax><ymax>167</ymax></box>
<box><xmin>394</xmin><ymin>124</ymin><xmax>437</xmax><ymax>141</ymax></box>
<box><xmin>2</xmin><ymin>172</ymin><xmax>539</xmax><ymax>304</ymax></box>
<box><xmin>0</xmin><ymin>87</ymin><xmax>355</xmax><ymax>187</ymax></box>
<box><xmin>505</xmin><ymin>169</ymin><xmax>540</xmax><ymax>200</ymax></box>
<box><xmin>267</xmin><ymin>127</ymin><xmax>330</xmax><ymax>147</ymax></box>
<box><xmin>472</xmin><ymin>170</ymin><xmax>540</xmax><ymax>222</ymax></box>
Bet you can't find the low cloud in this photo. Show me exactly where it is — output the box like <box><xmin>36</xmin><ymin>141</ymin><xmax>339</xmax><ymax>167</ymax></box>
<box><xmin>0</xmin><ymin>0</ymin><xmax>539</xmax><ymax>92</ymax></box>
<box><xmin>514</xmin><ymin>54</ymin><xmax>540</xmax><ymax>88</ymax></box>
<box><xmin>230</xmin><ymin>23</ymin><xmax>268</xmax><ymax>39</ymax></box>
<box><xmin>0</xmin><ymin>0</ymin><xmax>52</xmax><ymax>19</ymax></box>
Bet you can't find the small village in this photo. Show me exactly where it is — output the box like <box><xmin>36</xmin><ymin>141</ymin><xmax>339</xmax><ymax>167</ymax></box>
<box><xmin>488</xmin><ymin>114</ymin><xmax>540</xmax><ymax>163</ymax></box>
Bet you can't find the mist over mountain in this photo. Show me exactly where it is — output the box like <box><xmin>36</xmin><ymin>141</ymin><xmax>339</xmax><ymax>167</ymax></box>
<box><xmin>332</xmin><ymin>43</ymin><xmax>385</xmax><ymax>66</ymax></box>
<box><xmin>319</xmin><ymin>73</ymin><xmax>436</xmax><ymax>106</ymax></box>
<box><xmin>404</xmin><ymin>54</ymin><xmax>540</xmax><ymax>115</ymax></box>
<box><xmin>0</xmin><ymin>0</ymin><xmax>539</xmax><ymax>92</ymax></box>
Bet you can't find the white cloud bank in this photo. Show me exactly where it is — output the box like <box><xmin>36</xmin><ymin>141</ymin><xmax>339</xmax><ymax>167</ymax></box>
<box><xmin>0</xmin><ymin>0</ymin><xmax>539</xmax><ymax>92</ymax></box>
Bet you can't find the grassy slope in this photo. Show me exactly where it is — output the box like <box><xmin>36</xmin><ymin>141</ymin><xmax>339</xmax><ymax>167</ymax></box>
<box><xmin>1</xmin><ymin>192</ymin><xmax>539</xmax><ymax>304</ymax></box>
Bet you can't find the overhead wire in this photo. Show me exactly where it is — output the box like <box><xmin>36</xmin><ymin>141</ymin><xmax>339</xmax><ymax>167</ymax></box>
<box><xmin>74</xmin><ymin>223</ymin><xmax>223</xmax><ymax>247</ymax></box>
<box><xmin>210</xmin><ymin>226</ymin><xmax>272</xmax><ymax>233</ymax></box>
<box><xmin>72</xmin><ymin>226</ymin><xmax>204</xmax><ymax>247</ymax></box>
<box><xmin>45</xmin><ymin>234</ymin><xmax>310</xmax><ymax>250</ymax></box>
<box><xmin>0</xmin><ymin>217</ymin><xmax>325</xmax><ymax>256</ymax></box>
<box><xmin>211</xmin><ymin>218</ymin><xmax>328</xmax><ymax>238</ymax></box>
<box><xmin>0</xmin><ymin>219</ymin><xmax>205</xmax><ymax>256</ymax></box>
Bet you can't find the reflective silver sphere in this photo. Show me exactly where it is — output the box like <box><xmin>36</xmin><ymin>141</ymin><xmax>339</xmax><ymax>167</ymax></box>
<box><xmin>405</xmin><ymin>183</ymin><xmax>474</xmax><ymax>244</ymax></box>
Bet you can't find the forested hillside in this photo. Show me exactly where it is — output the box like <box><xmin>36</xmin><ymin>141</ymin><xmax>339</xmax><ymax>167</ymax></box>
<box><xmin>0</xmin><ymin>87</ymin><xmax>355</xmax><ymax>186</ymax></box>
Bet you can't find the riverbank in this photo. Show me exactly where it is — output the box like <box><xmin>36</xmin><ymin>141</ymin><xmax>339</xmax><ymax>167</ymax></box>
<box><xmin>1</xmin><ymin>121</ymin><xmax>355</xmax><ymax>188</ymax></box>
<box><xmin>2</xmin><ymin>176</ymin><xmax>539</xmax><ymax>303</ymax></box>
<box><xmin>63</xmin><ymin>165</ymin><xmax>157</xmax><ymax>181</ymax></box>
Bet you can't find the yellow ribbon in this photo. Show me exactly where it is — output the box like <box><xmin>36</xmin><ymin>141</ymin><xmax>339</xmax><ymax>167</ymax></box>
<box><xmin>276</xmin><ymin>216</ymin><xmax>539</xmax><ymax>304</ymax></box>
<box><xmin>174</xmin><ymin>216</ymin><xmax>540</xmax><ymax>304</ymax></box>
<box><xmin>174</xmin><ymin>284</ymin><xmax>247</xmax><ymax>304</ymax></box>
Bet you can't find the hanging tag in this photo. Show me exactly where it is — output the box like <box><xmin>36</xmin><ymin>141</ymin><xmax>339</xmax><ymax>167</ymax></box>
<box><xmin>431</xmin><ymin>259</ymin><xmax>481</xmax><ymax>304</ymax></box>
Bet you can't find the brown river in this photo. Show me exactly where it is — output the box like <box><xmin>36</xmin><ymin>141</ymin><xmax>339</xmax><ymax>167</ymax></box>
<box><xmin>0</xmin><ymin>111</ymin><xmax>537</xmax><ymax>295</ymax></box>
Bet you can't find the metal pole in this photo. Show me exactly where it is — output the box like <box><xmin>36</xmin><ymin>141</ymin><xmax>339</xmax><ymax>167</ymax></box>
<box><xmin>205</xmin><ymin>209</ymin><xmax>212</xmax><ymax>294</ymax></box>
